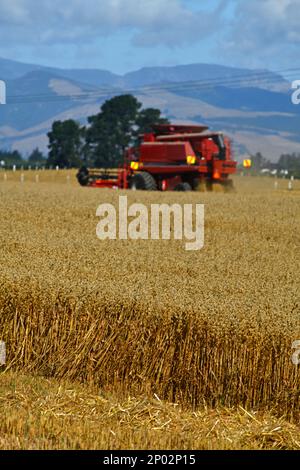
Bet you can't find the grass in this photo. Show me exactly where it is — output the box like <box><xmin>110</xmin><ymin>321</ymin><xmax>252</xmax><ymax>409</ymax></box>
<box><xmin>0</xmin><ymin>172</ymin><xmax>300</xmax><ymax>448</ymax></box>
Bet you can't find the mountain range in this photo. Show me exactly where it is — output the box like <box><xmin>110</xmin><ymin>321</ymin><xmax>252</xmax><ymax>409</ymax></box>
<box><xmin>0</xmin><ymin>56</ymin><xmax>299</xmax><ymax>162</ymax></box>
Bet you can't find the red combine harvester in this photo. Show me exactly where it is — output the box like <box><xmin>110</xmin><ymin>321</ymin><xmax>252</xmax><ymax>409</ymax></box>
<box><xmin>77</xmin><ymin>124</ymin><xmax>237</xmax><ymax>191</ymax></box>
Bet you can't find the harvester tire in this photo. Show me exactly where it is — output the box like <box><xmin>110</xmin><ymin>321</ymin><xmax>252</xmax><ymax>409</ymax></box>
<box><xmin>174</xmin><ymin>182</ymin><xmax>192</xmax><ymax>191</ymax></box>
<box><xmin>77</xmin><ymin>167</ymin><xmax>90</xmax><ymax>186</ymax></box>
<box><xmin>130</xmin><ymin>172</ymin><xmax>157</xmax><ymax>190</ymax></box>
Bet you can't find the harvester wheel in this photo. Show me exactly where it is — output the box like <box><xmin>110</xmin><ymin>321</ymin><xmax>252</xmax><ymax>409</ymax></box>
<box><xmin>130</xmin><ymin>172</ymin><xmax>157</xmax><ymax>190</ymax></box>
<box><xmin>174</xmin><ymin>182</ymin><xmax>192</xmax><ymax>191</ymax></box>
<box><xmin>77</xmin><ymin>166</ymin><xmax>90</xmax><ymax>186</ymax></box>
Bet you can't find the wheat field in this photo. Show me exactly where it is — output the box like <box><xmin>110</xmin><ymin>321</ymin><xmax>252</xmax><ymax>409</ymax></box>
<box><xmin>0</xmin><ymin>171</ymin><xmax>300</xmax><ymax>449</ymax></box>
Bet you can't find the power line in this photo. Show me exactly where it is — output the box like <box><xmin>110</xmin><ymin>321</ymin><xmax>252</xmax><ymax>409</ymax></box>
<box><xmin>7</xmin><ymin>66</ymin><xmax>298</xmax><ymax>102</ymax></box>
<box><xmin>3</xmin><ymin>65</ymin><xmax>298</xmax><ymax>106</ymax></box>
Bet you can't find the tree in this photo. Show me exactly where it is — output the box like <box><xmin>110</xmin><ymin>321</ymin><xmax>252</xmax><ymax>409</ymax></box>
<box><xmin>278</xmin><ymin>153</ymin><xmax>300</xmax><ymax>178</ymax></box>
<box><xmin>28</xmin><ymin>148</ymin><xmax>46</xmax><ymax>165</ymax></box>
<box><xmin>251</xmin><ymin>152</ymin><xmax>268</xmax><ymax>171</ymax></box>
<box><xmin>0</xmin><ymin>150</ymin><xmax>23</xmax><ymax>167</ymax></box>
<box><xmin>85</xmin><ymin>95</ymin><xmax>169</xmax><ymax>167</ymax></box>
<box><xmin>85</xmin><ymin>95</ymin><xmax>141</xmax><ymax>167</ymax></box>
<box><xmin>47</xmin><ymin>120</ymin><xmax>84</xmax><ymax>168</ymax></box>
<box><xmin>136</xmin><ymin>108</ymin><xmax>169</xmax><ymax>135</ymax></box>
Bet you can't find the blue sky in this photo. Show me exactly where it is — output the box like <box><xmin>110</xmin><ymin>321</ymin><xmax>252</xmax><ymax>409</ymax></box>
<box><xmin>0</xmin><ymin>0</ymin><xmax>299</xmax><ymax>75</ymax></box>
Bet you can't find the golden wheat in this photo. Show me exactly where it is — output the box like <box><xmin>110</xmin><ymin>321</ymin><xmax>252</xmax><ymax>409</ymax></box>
<box><xmin>0</xmin><ymin>173</ymin><xmax>300</xmax><ymax>437</ymax></box>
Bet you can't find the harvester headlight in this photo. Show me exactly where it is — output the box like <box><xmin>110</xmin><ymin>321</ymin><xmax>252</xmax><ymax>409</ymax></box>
<box><xmin>243</xmin><ymin>159</ymin><xmax>252</xmax><ymax>168</ymax></box>
<box><xmin>130</xmin><ymin>161</ymin><xmax>139</xmax><ymax>170</ymax></box>
<box><xmin>187</xmin><ymin>155</ymin><xmax>196</xmax><ymax>165</ymax></box>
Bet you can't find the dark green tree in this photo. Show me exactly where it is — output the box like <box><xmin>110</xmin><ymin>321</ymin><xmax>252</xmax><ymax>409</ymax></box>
<box><xmin>47</xmin><ymin>120</ymin><xmax>84</xmax><ymax>168</ymax></box>
<box><xmin>86</xmin><ymin>95</ymin><xmax>141</xmax><ymax>167</ymax></box>
<box><xmin>136</xmin><ymin>107</ymin><xmax>169</xmax><ymax>135</ymax></box>
<box><xmin>278</xmin><ymin>153</ymin><xmax>300</xmax><ymax>178</ymax></box>
<box><xmin>85</xmin><ymin>95</ymin><xmax>169</xmax><ymax>167</ymax></box>
<box><xmin>251</xmin><ymin>152</ymin><xmax>268</xmax><ymax>171</ymax></box>
<box><xmin>28</xmin><ymin>148</ymin><xmax>46</xmax><ymax>164</ymax></box>
<box><xmin>0</xmin><ymin>150</ymin><xmax>23</xmax><ymax>167</ymax></box>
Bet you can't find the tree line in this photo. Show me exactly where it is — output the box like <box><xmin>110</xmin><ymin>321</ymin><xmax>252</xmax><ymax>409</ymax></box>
<box><xmin>0</xmin><ymin>148</ymin><xmax>46</xmax><ymax>168</ymax></box>
<box><xmin>245</xmin><ymin>152</ymin><xmax>300</xmax><ymax>178</ymax></box>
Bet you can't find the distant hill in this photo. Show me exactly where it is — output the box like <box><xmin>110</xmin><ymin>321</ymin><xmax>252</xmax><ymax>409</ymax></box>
<box><xmin>0</xmin><ymin>58</ymin><xmax>288</xmax><ymax>91</ymax></box>
<box><xmin>0</xmin><ymin>57</ymin><xmax>120</xmax><ymax>86</ymax></box>
<box><xmin>123</xmin><ymin>64</ymin><xmax>289</xmax><ymax>92</ymax></box>
<box><xmin>0</xmin><ymin>57</ymin><xmax>298</xmax><ymax>161</ymax></box>
<box><xmin>0</xmin><ymin>57</ymin><xmax>45</xmax><ymax>80</ymax></box>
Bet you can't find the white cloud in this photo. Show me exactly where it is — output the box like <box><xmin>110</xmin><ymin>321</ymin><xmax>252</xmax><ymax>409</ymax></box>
<box><xmin>0</xmin><ymin>0</ymin><xmax>224</xmax><ymax>47</ymax></box>
<box><xmin>221</xmin><ymin>0</ymin><xmax>300</xmax><ymax>68</ymax></box>
<box><xmin>2</xmin><ymin>0</ymin><xmax>298</xmax><ymax>71</ymax></box>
